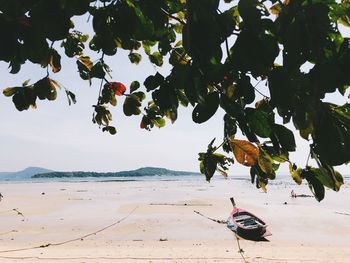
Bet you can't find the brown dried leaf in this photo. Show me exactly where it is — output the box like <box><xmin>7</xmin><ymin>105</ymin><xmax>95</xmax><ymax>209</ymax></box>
<box><xmin>230</xmin><ymin>139</ymin><xmax>259</xmax><ymax>167</ymax></box>
<box><xmin>49</xmin><ymin>49</ymin><xmax>61</xmax><ymax>73</ymax></box>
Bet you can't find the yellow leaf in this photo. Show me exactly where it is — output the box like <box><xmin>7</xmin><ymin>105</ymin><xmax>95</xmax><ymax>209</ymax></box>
<box><xmin>217</xmin><ymin>168</ymin><xmax>228</xmax><ymax>179</ymax></box>
<box><xmin>299</xmin><ymin>122</ymin><xmax>313</xmax><ymax>140</ymax></box>
<box><xmin>259</xmin><ymin>179</ymin><xmax>267</xmax><ymax>193</ymax></box>
<box><xmin>270</xmin><ymin>3</ymin><xmax>281</xmax><ymax>15</ymax></box>
<box><xmin>226</xmin><ymin>85</ymin><xmax>235</xmax><ymax>98</ymax></box>
<box><xmin>49</xmin><ymin>49</ymin><xmax>61</xmax><ymax>73</ymax></box>
<box><xmin>289</xmin><ymin>163</ymin><xmax>302</xmax><ymax>185</ymax></box>
<box><xmin>3</xmin><ymin>87</ymin><xmax>17</xmax><ymax>97</ymax></box>
<box><xmin>258</xmin><ymin>148</ymin><xmax>275</xmax><ymax>179</ymax></box>
<box><xmin>177</xmin><ymin>11</ymin><xmax>185</xmax><ymax>20</ymax></box>
<box><xmin>334</xmin><ymin>171</ymin><xmax>344</xmax><ymax>191</ymax></box>
<box><xmin>78</xmin><ymin>55</ymin><xmax>93</xmax><ymax>70</ymax></box>
<box><xmin>230</xmin><ymin>139</ymin><xmax>259</xmax><ymax>167</ymax></box>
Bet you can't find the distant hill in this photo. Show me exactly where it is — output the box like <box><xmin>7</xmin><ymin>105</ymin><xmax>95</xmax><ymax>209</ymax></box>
<box><xmin>0</xmin><ymin>167</ymin><xmax>53</xmax><ymax>180</ymax></box>
<box><xmin>32</xmin><ymin>167</ymin><xmax>200</xmax><ymax>178</ymax></box>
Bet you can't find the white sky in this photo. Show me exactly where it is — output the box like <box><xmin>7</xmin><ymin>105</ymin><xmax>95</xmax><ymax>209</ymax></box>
<box><xmin>0</xmin><ymin>7</ymin><xmax>349</xmax><ymax>176</ymax></box>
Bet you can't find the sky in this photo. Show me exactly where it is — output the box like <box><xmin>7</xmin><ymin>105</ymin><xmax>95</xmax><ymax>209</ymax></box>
<box><xmin>0</xmin><ymin>5</ymin><xmax>349</xmax><ymax>177</ymax></box>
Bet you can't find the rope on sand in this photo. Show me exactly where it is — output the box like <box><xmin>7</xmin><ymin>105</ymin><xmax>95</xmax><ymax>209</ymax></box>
<box><xmin>335</xmin><ymin>211</ymin><xmax>350</xmax><ymax>216</ymax></box>
<box><xmin>0</xmin><ymin>206</ymin><xmax>138</xmax><ymax>254</ymax></box>
<box><xmin>0</xmin><ymin>230</ymin><xmax>18</xmax><ymax>236</ymax></box>
<box><xmin>0</xmin><ymin>208</ymin><xmax>25</xmax><ymax>219</ymax></box>
<box><xmin>193</xmin><ymin>210</ymin><xmax>227</xmax><ymax>224</ymax></box>
<box><xmin>193</xmin><ymin>210</ymin><xmax>247</xmax><ymax>263</ymax></box>
<box><xmin>150</xmin><ymin>203</ymin><xmax>212</xmax><ymax>206</ymax></box>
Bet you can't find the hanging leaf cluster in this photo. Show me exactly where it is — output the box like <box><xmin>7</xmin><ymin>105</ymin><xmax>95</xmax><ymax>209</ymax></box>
<box><xmin>1</xmin><ymin>0</ymin><xmax>350</xmax><ymax>201</ymax></box>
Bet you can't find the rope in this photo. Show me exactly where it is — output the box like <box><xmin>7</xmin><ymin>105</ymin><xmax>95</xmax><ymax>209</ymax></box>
<box><xmin>0</xmin><ymin>206</ymin><xmax>138</xmax><ymax>254</ymax></box>
<box><xmin>193</xmin><ymin>210</ymin><xmax>227</xmax><ymax>224</ymax></box>
<box><xmin>234</xmin><ymin>233</ymin><xmax>248</xmax><ymax>263</ymax></box>
<box><xmin>193</xmin><ymin>210</ymin><xmax>248</xmax><ymax>262</ymax></box>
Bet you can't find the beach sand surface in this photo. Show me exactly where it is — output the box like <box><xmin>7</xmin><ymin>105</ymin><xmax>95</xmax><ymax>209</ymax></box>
<box><xmin>0</xmin><ymin>177</ymin><xmax>349</xmax><ymax>262</ymax></box>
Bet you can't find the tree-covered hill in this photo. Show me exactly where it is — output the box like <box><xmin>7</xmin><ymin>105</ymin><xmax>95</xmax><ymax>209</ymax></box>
<box><xmin>31</xmin><ymin>167</ymin><xmax>200</xmax><ymax>178</ymax></box>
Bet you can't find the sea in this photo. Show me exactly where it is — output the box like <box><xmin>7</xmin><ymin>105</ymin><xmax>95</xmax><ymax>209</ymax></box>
<box><xmin>0</xmin><ymin>173</ymin><xmax>349</xmax><ymax>188</ymax></box>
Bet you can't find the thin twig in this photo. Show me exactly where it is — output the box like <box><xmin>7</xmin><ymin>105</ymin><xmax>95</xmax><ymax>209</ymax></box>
<box><xmin>216</xmin><ymin>9</ymin><xmax>232</xmax><ymax>64</ymax></box>
<box><xmin>306</xmin><ymin>150</ymin><xmax>311</xmax><ymax>167</ymax></box>
<box><xmin>97</xmin><ymin>53</ymin><xmax>106</xmax><ymax>105</ymax></box>
<box><xmin>253</xmin><ymin>79</ymin><xmax>269</xmax><ymax>98</ymax></box>
<box><xmin>160</xmin><ymin>8</ymin><xmax>186</xmax><ymax>25</ymax></box>
<box><xmin>214</xmin><ymin>138</ymin><xmax>228</xmax><ymax>153</ymax></box>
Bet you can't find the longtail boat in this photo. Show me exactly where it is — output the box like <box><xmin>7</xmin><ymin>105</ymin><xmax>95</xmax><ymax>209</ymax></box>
<box><xmin>227</xmin><ymin>197</ymin><xmax>271</xmax><ymax>240</ymax></box>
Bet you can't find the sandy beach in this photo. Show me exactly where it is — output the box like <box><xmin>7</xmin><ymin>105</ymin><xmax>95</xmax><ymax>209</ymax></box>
<box><xmin>0</xmin><ymin>177</ymin><xmax>349</xmax><ymax>262</ymax></box>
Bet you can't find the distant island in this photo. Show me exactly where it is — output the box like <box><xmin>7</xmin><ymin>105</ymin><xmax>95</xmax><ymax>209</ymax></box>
<box><xmin>31</xmin><ymin>167</ymin><xmax>200</xmax><ymax>178</ymax></box>
<box><xmin>0</xmin><ymin>167</ymin><xmax>53</xmax><ymax>180</ymax></box>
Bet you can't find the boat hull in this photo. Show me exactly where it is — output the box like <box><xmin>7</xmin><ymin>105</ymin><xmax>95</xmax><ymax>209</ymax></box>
<box><xmin>227</xmin><ymin>207</ymin><xmax>270</xmax><ymax>240</ymax></box>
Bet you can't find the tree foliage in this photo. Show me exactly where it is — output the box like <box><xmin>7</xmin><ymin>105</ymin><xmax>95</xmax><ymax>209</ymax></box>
<box><xmin>1</xmin><ymin>0</ymin><xmax>350</xmax><ymax>201</ymax></box>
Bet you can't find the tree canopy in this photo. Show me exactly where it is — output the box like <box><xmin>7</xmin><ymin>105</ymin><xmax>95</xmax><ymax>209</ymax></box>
<box><xmin>1</xmin><ymin>0</ymin><xmax>350</xmax><ymax>201</ymax></box>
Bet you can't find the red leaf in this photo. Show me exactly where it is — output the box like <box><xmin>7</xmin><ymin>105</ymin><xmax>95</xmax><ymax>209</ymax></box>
<box><xmin>109</xmin><ymin>82</ymin><xmax>126</xmax><ymax>96</ymax></box>
<box><xmin>140</xmin><ymin>120</ymin><xmax>146</xmax><ymax>129</ymax></box>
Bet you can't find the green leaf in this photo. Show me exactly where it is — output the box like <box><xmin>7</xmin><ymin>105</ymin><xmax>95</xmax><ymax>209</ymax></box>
<box><xmin>90</xmin><ymin>62</ymin><xmax>106</xmax><ymax>79</ymax></box>
<box><xmin>149</xmin><ymin>52</ymin><xmax>163</xmax><ymax>66</ymax></box>
<box><xmin>313</xmin><ymin>103</ymin><xmax>350</xmax><ymax>165</ymax></box>
<box><xmin>301</xmin><ymin>169</ymin><xmax>325</xmax><ymax>202</ymax></box>
<box><xmin>238</xmin><ymin>0</ymin><xmax>262</xmax><ymax>22</ymax></box>
<box><xmin>198</xmin><ymin>153</ymin><xmax>217</xmax><ymax>182</ymax></box>
<box><xmin>250</xmin><ymin>166</ymin><xmax>258</xmax><ymax>184</ymax></box>
<box><xmin>12</xmin><ymin>92</ymin><xmax>30</xmax><ymax>111</ymax></box>
<box><xmin>273</xmin><ymin>124</ymin><xmax>296</xmax><ymax>152</ymax></box>
<box><xmin>192</xmin><ymin>92</ymin><xmax>220</xmax><ymax>123</ymax></box>
<box><xmin>61</xmin><ymin>30</ymin><xmax>88</xmax><ymax>57</ymax></box>
<box><xmin>258</xmin><ymin>148</ymin><xmax>275</xmax><ymax>179</ymax></box>
<box><xmin>246</xmin><ymin>108</ymin><xmax>272</xmax><ymax>138</ymax></box>
<box><xmin>236</xmin><ymin>75</ymin><xmax>255</xmax><ymax>104</ymax></box>
<box><xmin>60</xmin><ymin>0</ymin><xmax>90</xmax><ymax>16</ymax></box>
<box><xmin>128</xmin><ymin>52</ymin><xmax>142</xmax><ymax>64</ymax></box>
<box><xmin>263</xmin><ymin>146</ymin><xmax>289</xmax><ymax>163</ymax></box>
<box><xmin>217</xmin><ymin>6</ymin><xmax>240</xmax><ymax>39</ymax></box>
<box><xmin>34</xmin><ymin>77</ymin><xmax>57</xmax><ymax>101</ymax></box>
<box><xmin>153</xmin><ymin>117</ymin><xmax>166</xmax><ymax>128</ymax></box>
<box><xmin>108</xmin><ymin>126</ymin><xmax>117</xmax><ymax>135</ymax></box>
<box><xmin>30</xmin><ymin>0</ymin><xmax>72</xmax><ymax>41</ymax></box>
<box><xmin>144</xmin><ymin>72</ymin><xmax>164</xmax><ymax>91</ymax></box>
<box><xmin>130</xmin><ymin>81</ymin><xmax>140</xmax><ymax>93</ymax></box>
<box><xmin>133</xmin><ymin>91</ymin><xmax>146</xmax><ymax>101</ymax></box>
<box><xmin>311</xmin><ymin>168</ymin><xmax>336</xmax><ymax>190</ymax></box>
<box><xmin>65</xmin><ymin>90</ymin><xmax>77</xmax><ymax>106</ymax></box>
<box><xmin>123</xmin><ymin>94</ymin><xmax>142</xmax><ymax>116</ymax></box>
